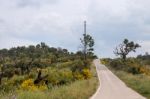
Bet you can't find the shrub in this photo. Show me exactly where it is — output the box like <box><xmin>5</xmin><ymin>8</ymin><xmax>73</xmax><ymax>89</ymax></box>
<box><xmin>0</xmin><ymin>75</ymin><xmax>26</xmax><ymax>92</ymax></box>
<box><xmin>127</xmin><ymin>67</ymin><xmax>140</xmax><ymax>74</ymax></box>
<box><xmin>47</xmin><ymin>68</ymin><xmax>73</xmax><ymax>85</ymax></box>
<box><xmin>104</xmin><ymin>58</ymin><xmax>144</xmax><ymax>75</ymax></box>
<box><xmin>58</xmin><ymin>69</ymin><xmax>73</xmax><ymax>84</ymax></box>
<box><xmin>100</xmin><ymin>58</ymin><xmax>112</xmax><ymax>65</ymax></box>
<box><xmin>82</xmin><ymin>69</ymin><xmax>92</xmax><ymax>79</ymax></box>
<box><xmin>21</xmin><ymin>79</ymin><xmax>47</xmax><ymax>91</ymax></box>
<box><xmin>71</xmin><ymin>60</ymin><xmax>85</xmax><ymax>72</ymax></box>
<box><xmin>0</xmin><ymin>80</ymin><xmax>16</xmax><ymax>92</ymax></box>
<box><xmin>109</xmin><ymin>59</ymin><xmax>125</xmax><ymax>70</ymax></box>
<box><xmin>28</xmin><ymin>71</ymin><xmax>37</xmax><ymax>79</ymax></box>
<box><xmin>140</xmin><ymin>67</ymin><xmax>150</xmax><ymax>76</ymax></box>
<box><xmin>56</xmin><ymin>61</ymin><xmax>73</xmax><ymax>69</ymax></box>
<box><xmin>8</xmin><ymin>75</ymin><xmax>25</xmax><ymax>86</ymax></box>
<box><xmin>21</xmin><ymin>79</ymin><xmax>37</xmax><ymax>91</ymax></box>
<box><xmin>73</xmin><ymin>71</ymin><xmax>84</xmax><ymax>80</ymax></box>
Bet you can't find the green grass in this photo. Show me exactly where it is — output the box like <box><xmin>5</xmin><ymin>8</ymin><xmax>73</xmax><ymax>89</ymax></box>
<box><xmin>112</xmin><ymin>70</ymin><xmax>150</xmax><ymax>99</ymax></box>
<box><xmin>7</xmin><ymin>78</ymin><xmax>96</xmax><ymax>99</ymax></box>
<box><xmin>0</xmin><ymin>77</ymin><xmax>98</xmax><ymax>99</ymax></box>
<box><xmin>18</xmin><ymin>79</ymin><xmax>96</xmax><ymax>99</ymax></box>
<box><xmin>0</xmin><ymin>63</ymin><xmax>99</xmax><ymax>99</ymax></box>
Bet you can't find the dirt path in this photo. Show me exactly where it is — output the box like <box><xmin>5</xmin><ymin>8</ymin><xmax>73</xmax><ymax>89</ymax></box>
<box><xmin>91</xmin><ymin>59</ymin><xmax>146</xmax><ymax>99</ymax></box>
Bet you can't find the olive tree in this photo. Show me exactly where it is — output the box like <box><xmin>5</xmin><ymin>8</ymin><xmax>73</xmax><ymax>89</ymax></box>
<box><xmin>114</xmin><ymin>39</ymin><xmax>140</xmax><ymax>60</ymax></box>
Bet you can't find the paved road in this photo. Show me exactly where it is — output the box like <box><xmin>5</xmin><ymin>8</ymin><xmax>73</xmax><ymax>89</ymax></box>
<box><xmin>92</xmin><ymin>59</ymin><xmax>146</xmax><ymax>99</ymax></box>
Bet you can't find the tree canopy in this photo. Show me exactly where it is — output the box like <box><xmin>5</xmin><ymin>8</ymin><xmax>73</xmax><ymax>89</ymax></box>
<box><xmin>114</xmin><ymin>39</ymin><xmax>140</xmax><ymax>60</ymax></box>
<box><xmin>80</xmin><ymin>34</ymin><xmax>95</xmax><ymax>60</ymax></box>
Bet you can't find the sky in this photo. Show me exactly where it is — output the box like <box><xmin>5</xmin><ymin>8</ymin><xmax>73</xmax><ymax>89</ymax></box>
<box><xmin>0</xmin><ymin>0</ymin><xmax>150</xmax><ymax>58</ymax></box>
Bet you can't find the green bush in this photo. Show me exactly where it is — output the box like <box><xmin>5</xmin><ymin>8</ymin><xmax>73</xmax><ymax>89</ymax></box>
<box><xmin>58</xmin><ymin>69</ymin><xmax>73</xmax><ymax>84</ymax></box>
<box><xmin>8</xmin><ymin>75</ymin><xmax>26</xmax><ymax>86</ymax></box>
<box><xmin>127</xmin><ymin>67</ymin><xmax>140</xmax><ymax>74</ymax></box>
<box><xmin>100</xmin><ymin>58</ymin><xmax>112</xmax><ymax>65</ymax></box>
<box><xmin>71</xmin><ymin>60</ymin><xmax>85</xmax><ymax>72</ymax></box>
<box><xmin>73</xmin><ymin>71</ymin><xmax>84</xmax><ymax>80</ymax></box>
<box><xmin>109</xmin><ymin>59</ymin><xmax>125</xmax><ymax>70</ymax></box>
<box><xmin>0</xmin><ymin>75</ymin><xmax>27</xmax><ymax>92</ymax></box>
<box><xmin>56</xmin><ymin>61</ymin><xmax>73</xmax><ymax>69</ymax></box>
<box><xmin>47</xmin><ymin>68</ymin><xmax>73</xmax><ymax>85</ymax></box>
<box><xmin>0</xmin><ymin>78</ymin><xmax>16</xmax><ymax>92</ymax></box>
<box><xmin>103</xmin><ymin>58</ymin><xmax>142</xmax><ymax>74</ymax></box>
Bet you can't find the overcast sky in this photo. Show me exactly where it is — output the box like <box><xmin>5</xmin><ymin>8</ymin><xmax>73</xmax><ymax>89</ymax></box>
<box><xmin>0</xmin><ymin>0</ymin><xmax>150</xmax><ymax>58</ymax></box>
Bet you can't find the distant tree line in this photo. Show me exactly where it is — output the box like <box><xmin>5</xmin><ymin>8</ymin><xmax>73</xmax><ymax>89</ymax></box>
<box><xmin>0</xmin><ymin>42</ymin><xmax>96</xmax><ymax>85</ymax></box>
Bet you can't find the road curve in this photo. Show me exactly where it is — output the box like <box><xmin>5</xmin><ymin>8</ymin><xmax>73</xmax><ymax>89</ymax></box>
<box><xmin>92</xmin><ymin>59</ymin><xmax>146</xmax><ymax>99</ymax></box>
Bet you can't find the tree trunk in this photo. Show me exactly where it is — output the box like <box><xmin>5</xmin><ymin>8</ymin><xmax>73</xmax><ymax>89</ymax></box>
<box><xmin>122</xmin><ymin>54</ymin><xmax>126</xmax><ymax>61</ymax></box>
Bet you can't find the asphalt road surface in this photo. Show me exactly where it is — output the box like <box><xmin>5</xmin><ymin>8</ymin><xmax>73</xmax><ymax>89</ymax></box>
<box><xmin>92</xmin><ymin>59</ymin><xmax>146</xmax><ymax>99</ymax></box>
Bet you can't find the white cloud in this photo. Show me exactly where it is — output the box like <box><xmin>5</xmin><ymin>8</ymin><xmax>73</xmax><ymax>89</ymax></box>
<box><xmin>0</xmin><ymin>0</ymin><xmax>150</xmax><ymax>57</ymax></box>
<box><xmin>138</xmin><ymin>40</ymin><xmax>150</xmax><ymax>54</ymax></box>
<box><xmin>0</xmin><ymin>36</ymin><xmax>36</xmax><ymax>48</ymax></box>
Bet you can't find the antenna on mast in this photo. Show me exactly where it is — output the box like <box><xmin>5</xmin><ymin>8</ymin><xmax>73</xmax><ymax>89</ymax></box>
<box><xmin>83</xmin><ymin>20</ymin><xmax>87</xmax><ymax>60</ymax></box>
<box><xmin>84</xmin><ymin>21</ymin><xmax>86</xmax><ymax>35</ymax></box>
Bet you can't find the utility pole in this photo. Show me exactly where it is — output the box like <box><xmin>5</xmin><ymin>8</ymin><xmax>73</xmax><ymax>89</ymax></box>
<box><xmin>84</xmin><ymin>21</ymin><xmax>86</xmax><ymax>35</ymax></box>
<box><xmin>84</xmin><ymin>21</ymin><xmax>87</xmax><ymax>60</ymax></box>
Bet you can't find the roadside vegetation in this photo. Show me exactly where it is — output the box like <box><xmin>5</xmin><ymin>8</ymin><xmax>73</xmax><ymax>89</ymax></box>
<box><xmin>0</xmin><ymin>27</ymin><xmax>98</xmax><ymax>99</ymax></box>
<box><xmin>101</xmin><ymin>39</ymin><xmax>150</xmax><ymax>99</ymax></box>
<box><xmin>0</xmin><ymin>63</ymin><xmax>98</xmax><ymax>99</ymax></box>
